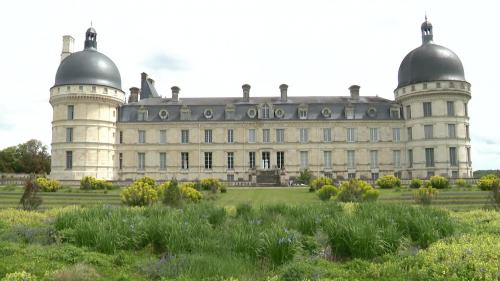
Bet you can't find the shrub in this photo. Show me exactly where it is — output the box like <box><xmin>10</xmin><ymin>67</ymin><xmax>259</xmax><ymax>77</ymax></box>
<box><xmin>316</xmin><ymin>184</ymin><xmax>339</xmax><ymax>201</ymax></box>
<box><xmin>375</xmin><ymin>175</ymin><xmax>401</xmax><ymax>189</ymax></box>
<box><xmin>34</xmin><ymin>177</ymin><xmax>61</xmax><ymax>192</ymax></box>
<box><xmin>50</xmin><ymin>263</ymin><xmax>100</xmax><ymax>281</ymax></box>
<box><xmin>80</xmin><ymin>176</ymin><xmax>113</xmax><ymax>190</ymax></box>
<box><xmin>477</xmin><ymin>174</ymin><xmax>499</xmax><ymax>191</ymax></box>
<box><xmin>336</xmin><ymin>179</ymin><xmax>379</xmax><ymax>203</ymax></box>
<box><xmin>1</xmin><ymin>271</ymin><xmax>37</xmax><ymax>281</ymax></box>
<box><xmin>455</xmin><ymin>178</ymin><xmax>469</xmax><ymax>188</ymax></box>
<box><xmin>120</xmin><ymin>181</ymin><xmax>158</xmax><ymax>206</ymax></box>
<box><xmin>414</xmin><ymin>187</ymin><xmax>438</xmax><ymax>205</ymax></box>
<box><xmin>200</xmin><ymin>178</ymin><xmax>223</xmax><ymax>193</ymax></box>
<box><xmin>310</xmin><ymin>177</ymin><xmax>332</xmax><ymax>191</ymax></box>
<box><xmin>161</xmin><ymin>179</ymin><xmax>183</xmax><ymax>207</ymax></box>
<box><xmin>409</xmin><ymin>178</ymin><xmax>423</xmax><ymax>189</ymax></box>
<box><xmin>257</xmin><ymin>226</ymin><xmax>300</xmax><ymax>266</ymax></box>
<box><xmin>181</xmin><ymin>186</ymin><xmax>203</xmax><ymax>203</ymax></box>
<box><xmin>220</xmin><ymin>185</ymin><xmax>227</xmax><ymax>193</ymax></box>
<box><xmin>134</xmin><ymin>176</ymin><xmax>157</xmax><ymax>188</ymax></box>
<box><xmin>429</xmin><ymin>176</ymin><xmax>449</xmax><ymax>189</ymax></box>
<box><xmin>20</xmin><ymin>179</ymin><xmax>43</xmax><ymax>211</ymax></box>
<box><xmin>297</xmin><ymin>169</ymin><xmax>313</xmax><ymax>185</ymax></box>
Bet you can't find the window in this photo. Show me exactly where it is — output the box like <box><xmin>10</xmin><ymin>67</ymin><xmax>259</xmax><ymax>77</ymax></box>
<box><xmin>436</xmin><ymin>82</ymin><xmax>441</xmax><ymax>88</ymax></box>
<box><xmin>464</xmin><ymin>102</ymin><xmax>468</xmax><ymax>117</ymax></box>
<box><xmin>299</xmin><ymin>128</ymin><xmax>309</xmax><ymax>143</ymax></box>
<box><xmin>408</xmin><ymin>149</ymin><xmax>413</xmax><ymax>168</ymax></box>
<box><xmin>406</xmin><ymin>105</ymin><xmax>411</xmax><ymax>119</ymax></box>
<box><xmin>138</xmin><ymin>111</ymin><xmax>147</xmax><ymax>121</ymax></box>
<box><xmin>227</xmin><ymin>129</ymin><xmax>234</xmax><ymax>143</ymax></box>
<box><xmin>300</xmin><ymin>151</ymin><xmax>309</xmax><ymax>169</ymax></box>
<box><xmin>448</xmin><ymin>124</ymin><xmax>456</xmax><ymax>138</ymax></box>
<box><xmin>66</xmin><ymin>128</ymin><xmax>73</xmax><ymax>143</ymax></box>
<box><xmin>370</xmin><ymin>128</ymin><xmax>379</xmax><ymax>142</ymax></box>
<box><xmin>181</xmin><ymin>152</ymin><xmax>189</xmax><ymax>169</ymax></box>
<box><xmin>323</xmin><ymin>128</ymin><xmax>332</xmax><ymax>142</ymax></box>
<box><xmin>79</xmin><ymin>85</ymin><xmax>83</xmax><ymax>91</ymax></box>
<box><xmin>425</xmin><ymin>148</ymin><xmax>435</xmax><ymax>167</ymax></box>
<box><xmin>249</xmin><ymin>152</ymin><xmax>256</xmax><ymax>169</ymax></box>
<box><xmin>393</xmin><ymin>150</ymin><xmax>401</xmax><ymax>168</ymax></box>
<box><xmin>204</xmin><ymin>152</ymin><xmax>213</xmax><ymax>169</ymax></box>
<box><xmin>262</xmin><ymin>129</ymin><xmax>270</xmax><ymax>143</ymax></box>
<box><xmin>394</xmin><ymin>171</ymin><xmax>402</xmax><ymax>179</ymax></box>
<box><xmin>449</xmin><ymin>147</ymin><xmax>457</xmax><ymax>166</ymax></box>
<box><xmin>423</xmin><ymin>83</ymin><xmax>427</xmax><ymax>89</ymax></box>
<box><xmin>227</xmin><ymin>152</ymin><xmax>234</xmax><ymax>170</ymax></box>
<box><xmin>466</xmin><ymin>147</ymin><xmax>471</xmax><ymax>165</ymax></box>
<box><xmin>205</xmin><ymin>129</ymin><xmax>213</xmax><ymax>144</ymax></box>
<box><xmin>347</xmin><ymin>128</ymin><xmax>356</xmax><ymax>142</ymax></box>
<box><xmin>66</xmin><ymin>151</ymin><xmax>73</xmax><ymax>170</ymax></box>
<box><xmin>348</xmin><ymin>173</ymin><xmax>356</xmax><ymax>179</ymax></box>
<box><xmin>299</xmin><ymin>108</ymin><xmax>307</xmax><ymax>119</ymax></box>
<box><xmin>423</xmin><ymin>102</ymin><xmax>432</xmax><ymax>117</ymax></box>
<box><xmin>447</xmin><ymin>101</ymin><xmax>455</xmax><ymax>116</ymax></box>
<box><xmin>347</xmin><ymin>150</ymin><xmax>355</xmax><ymax>169</ymax></box>
<box><xmin>159</xmin><ymin>130</ymin><xmax>167</xmax><ymax>144</ymax></box>
<box><xmin>393</xmin><ymin>128</ymin><xmax>401</xmax><ymax>142</ymax></box>
<box><xmin>181</xmin><ymin>130</ymin><xmax>189</xmax><ymax>144</ymax></box>
<box><xmin>370</xmin><ymin>150</ymin><xmax>378</xmax><ymax>169</ymax></box>
<box><xmin>276</xmin><ymin>129</ymin><xmax>285</xmax><ymax>143</ymax></box>
<box><xmin>277</xmin><ymin>151</ymin><xmax>285</xmax><ymax>169</ymax></box>
<box><xmin>119</xmin><ymin>131</ymin><xmax>123</xmax><ymax>144</ymax></box>
<box><xmin>138</xmin><ymin>153</ymin><xmax>145</xmax><ymax>170</ymax></box>
<box><xmin>119</xmin><ymin>153</ymin><xmax>123</xmax><ymax>170</ymax></box>
<box><xmin>227</xmin><ymin>174</ymin><xmax>235</xmax><ymax>181</ymax></box>
<box><xmin>160</xmin><ymin>152</ymin><xmax>167</xmax><ymax>170</ymax></box>
<box><xmin>262</xmin><ymin>152</ymin><xmax>270</xmax><ymax>169</ymax></box>
<box><xmin>67</xmin><ymin>105</ymin><xmax>74</xmax><ymax>120</ymax></box>
<box><xmin>91</xmin><ymin>86</ymin><xmax>96</xmax><ymax>92</ymax></box>
<box><xmin>248</xmin><ymin>129</ymin><xmax>256</xmax><ymax>143</ymax></box>
<box><xmin>324</xmin><ymin>151</ymin><xmax>332</xmax><ymax>169</ymax></box>
<box><xmin>424</xmin><ymin>125</ymin><xmax>433</xmax><ymax>139</ymax></box>
<box><xmin>452</xmin><ymin>171</ymin><xmax>459</xmax><ymax>179</ymax></box>
<box><xmin>466</xmin><ymin>125</ymin><xmax>470</xmax><ymax>139</ymax></box>
<box><xmin>407</xmin><ymin>127</ymin><xmax>413</xmax><ymax>141</ymax></box>
<box><xmin>261</xmin><ymin>104</ymin><xmax>270</xmax><ymax>119</ymax></box>
<box><xmin>138</xmin><ymin>130</ymin><xmax>146</xmax><ymax>144</ymax></box>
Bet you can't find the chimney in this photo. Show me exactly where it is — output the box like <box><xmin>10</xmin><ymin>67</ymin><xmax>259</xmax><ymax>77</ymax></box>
<box><xmin>171</xmin><ymin>86</ymin><xmax>180</xmax><ymax>102</ymax></box>
<box><xmin>349</xmin><ymin>85</ymin><xmax>360</xmax><ymax>100</ymax></box>
<box><xmin>242</xmin><ymin>84</ymin><xmax>251</xmax><ymax>102</ymax></box>
<box><xmin>279</xmin><ymin>84</ymin><xmax>288</xmax><ymax>102</ymax></box>
<box><xmin>61</xmin><ymin>35</ymin><xmax>74</xmax><ymax>62</ymax></box>
<box><xmin>128</xmin><ymin>87</ymin><xmax>139</xmax><ymax>103</ymax></box>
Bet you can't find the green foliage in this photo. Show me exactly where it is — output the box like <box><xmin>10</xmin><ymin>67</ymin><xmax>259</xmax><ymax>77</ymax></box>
<box><xmin>336</xmin><ymin>179</ymin><xmax>380</xmax><ymax>202</ymax></box>
<box><xmin>0</xmin><ymin>139</ymin><xmax>50</xmax><ymax>174</ymax></box>
<box><xmin>79</xmin><ymin>176</ymin><xmax>112</xmax><ymax>190</ymax></box>
<box><xmin>0</xmin><ymin>271</ymin><xmax>37</xmax><ymax>281</ymax></box>
<box><xmin>161</xmin><ymin>179</ymin><xmax>182</xmax><ymax>207</ymax></box>
<box><xmin>429</xmin><ymin>175</ymin><xmax>450</xmax><ymax>189</ymax></box>
<box><xmin>19</xmin><ymin>179</ymin><xmax>42</xmax><ymax>211</ymax></box>
<box><xmin>477</xmin><ymin>174</ymin><xmax>500</xmax><ymax>191</ymax></box>
<box><xmin>50</xmin><ymin>263</ymin><xmax>100</xmax><ymax>281</ymax></box>
<box><xmin>199</xmin><ymin>178</ymin><xmax>223</xmax><ymax>193</ymax></box>
<box><xmin>409</xmin><ymin>178</ymin><xmax>423</xmax><ymax>189</ymax></box>
<box><xmin>257</xmin><ymin>226</ymin><xmax>300</xmax><ymax>266</ymax></box>
<box><xmin>297</xmin><ymin>169</ymin><xmax>313</xmax><ymax>185</ymax></box>
<box><xmin>180</xmin><ymin>186</ymin><xmax>203</xmax><ymax>203</ymax></box>
<box><xmin>454</xmin><ymin>178</ymin><xmax>469</xmax><ymax>188</ymax></box>
<box><xmin>134</xmin><ymin>176</ymin><xmax>157</xmax><ymax>188</ymax></box>
<box><xmin>120</xmin><ymin>181</ymin><xmax>158</xmax><ymax>206</ymax></box>
<box><xmin>316</xmin><ymin>184</ymin><xmax>339</xmax><ymax>201</ymax></box>
<box><xmin>413</xmin><ymin>187</ymin><xmax>438</xmax><ymax>205</ymax></box>
<box><xmin>375</xmin><ymin>175</ymin><xmax>401</xmax><ymax>189</ymax></box>
<box><xmin>236</xmin><ymin>203</ymin><xmax>253</xmax><ymax>218</ymax></box>
<box><xmin>34</xmin><ymin>177</ymin><xmax>61</xmax><ymax>192</ymax></box>
<box><xmin>309</xmin><ymin>177</ymin><xmax>332</xmax><ymax>192</ymax></box>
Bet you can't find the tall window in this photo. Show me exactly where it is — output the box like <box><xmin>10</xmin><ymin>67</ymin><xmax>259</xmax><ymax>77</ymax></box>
<box><xmin>425</xmin><ymin>148</ymin><xmax>435</xmax><ymax>167</ymax></box>
<box><xmin>67</xmin><ymin>105</ymin><xmax>74</xmax><ymax>120</ymax></box>
<box><xmin>227</xmin><ymin>129</ymin><xmax>234</xmax><ymax>143</ymax></box>
<box><xmin>393</xmin><ymin>150</ymin><xmax>401</xmax><ymax>168</ymax></box>
<box><xmin>205</xmin><ymin>129</ymin><xmax>213</xmax><ymax>144</ymax></box>
<box><xmin>447</xmin><ymin>101</ymin><xmax>455</xmax><ymax>116</ymax></box>
<box><xmin>119</xmin><ymin>131</ymin><xmax>123</xmax><ymax>144</ymax></box>
<box><xmin>262</xmin><ymin>129</ymin><xmax>270</xmax><ymax>143</ymax></box>
<box><xmin>406</xmin><ymin>105</ymin><xmax>411</xmax><ymax>119</ymax></box>
<box><xmin>300</xmin><ymin>151</ymin><xmax>309</xmax><ymax>169</ymax></box>
<box><xmin>407</xmin><ymin>127</ymin><xmax>413</xmax><ymax>141</ymax></box>
<box><xmin>119</xmin><ymin>153</ymin><xmax>123</xmax><ymax>170</ymax></box>
<box><xmin>276</xmin><ymin>129</ymin><xmax>285</xmax><ymax>143</ymax></box>
<box><xmin>66</xmin><ymin>128</ymin><xmax>73</xmax><ymax>143</ymax></box>
<box><xmin>299</xmin><ymin>109</ymin><xmax>307</xmax><ymax>119</ymax></box>
<box><xmin>424</xmin><ymin>125</ymin><xmax>433</xmax><ymax>139</ymax></box>
<box><xmin>408</xmin><ymin>149</ymin><xmax>413</xmax><ymax>168</ymax></box>
<box><xmin>181</xmin><ymin>152</ymin><xmax>189</xmax><ymax>169</ymax></box>
<box><xmin>393</xmin><ymin>128</ymin><xmax>401</xmax><ymax>142</ymax></box>
<box><xmin>369</xmin><ymin>128</ymin><xmax>379</xmax><ymax>142</ymax></box>
<box><xmin>181</xmin><ymin>130</ymin><xmax>189</xmax><ymax>144</ymax></box>
<box><xmin>466</xmin><ymin>125</ymin><xmax>470</xmax><ymax>139</ymax></box>
<box><xmin>423</xmin><ymin>102</ymin><xmax>432</xmax><ymax>117</ymax></box>
<box><xmin>65</xmin><ymin>151</ymin><xmax>73</xmax><ymax>170</ymax></box>
<box><xmin>324</xmin><ymin>151</ymin><xmax>332</xmax><ymax>169</ymax></box>
<box><xmin>347</xmin><ymin>150</ymin><xmax>355</xmax><ymax>169</ymax></box>
<box><xmin>159</xmin><ymin>130</ymin><xmax>167</xmax><ymax>144</ymax></box>
<box><xmin>204</xmin><ymin>152</ymin><xmax>213</xmax><ymax>169</ymax></box>
<box><xmin>248</xmin><ymin>129</ymin><xmax>256</xmax><ymax>143</ymax></box>
<box><xmin>323</xmin><ymin>128</ymin><xmax>332</xmax><ymax>142</ymax></box>
<box><xmin>466</xmin><ymin>147</ymin><xmax>471</xmax><ymax>165</ymax></box>
<box><xmin>249</xmin><ymin>152</ymin><xmax>256</xmax><ymax>169</ymax></box>
<box><xmin>227</xmin><ymin>152</ymin><xmax>234</xmax><ymax>170</ymax></box>
<box><xmin>138</xmin><ymin>153</ymin><xmax>145</xmax><ymax>170</ymax></box>
<box><xmin>370</xmin><ymin>150</ymin><xmax>378</xmax><ymax>169</ymax></box>
<box><xmin>448</xmin><ymin>124</ymin><xmax>456</xmax><ymax>138</ymax></box>
<box><xmin>138</xmin><ymin>110</ymin><xmax>147</xmax><ymax>121</ymax></box>
<box><xmin>138</xmin><ymin>130</ymin><xmax>146</xmax><ymax>144</ymax></box>
<box><xmin>262</xmin><ymin>152</ymin><xmax>270</xmax><ymax>169</ymax></box>
<box><xmin>464</xmin><ymin>102</ymin><xmax>468</xmax><ymax>117</ymax></box>
<box><xmin>277</xmin><ymin>151</ymin><xmax>285</xmax><ymax>169</ymax></box>
<box><xmin>159</xmin><ymin>152</ymin><xmax>167</xmax><ymax>170</ymax></box>
<box><xmin>299</xmin><ymin>128</ymin><xmax>309</xmax><ymax>143</ymax></box>
<box><xmin>347</xmin><ymin>128</ymin><xmax>356</xmax><ymax>142</ymax></box>
<box><xmin>261</xmin><ymin>104</ymin><xmax>270</xmax><ymax>119</ymax></box>
<box><xmin>449</xmin><ymin>147</ymin><xmax>457</xmax><ymax>166</ymax></box>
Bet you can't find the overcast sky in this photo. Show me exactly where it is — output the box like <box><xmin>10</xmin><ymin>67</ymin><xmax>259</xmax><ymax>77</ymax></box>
<box><xmin>0</xmin><ymin>0</ymin><xmax>498</xmax><ymax>170</ymax></box>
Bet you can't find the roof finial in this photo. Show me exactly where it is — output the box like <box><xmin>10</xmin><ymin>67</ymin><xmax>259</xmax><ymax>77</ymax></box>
<box><xmin>90</xmin><ymin>20</ymin><xmax>93</xmax><ymax>27</ymax></box>
<box><xmin>425</xmin><ymin>12</ymin><xmax>427</xmax><ymax>22</ymax></box>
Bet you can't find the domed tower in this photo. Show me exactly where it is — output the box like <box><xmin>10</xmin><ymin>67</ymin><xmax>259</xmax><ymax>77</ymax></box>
<box><xmin>395</xmin><ymin>18</ymin><xmax>472</xmax><ymax>179</ymax></box>
<box><xmin>49</xmin><ymin>27</ymin><xmax>125</xmax><ymax>182</ymax></box>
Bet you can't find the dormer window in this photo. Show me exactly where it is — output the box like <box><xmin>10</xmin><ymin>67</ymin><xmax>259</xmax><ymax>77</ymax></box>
<box><xmin>345</xmin><ymin>105</ymin><xmax>355</xmax><ymax>119</ymax></box>
<box><xmin>261</xmin><ymin>104</ymin><xmax>270</xmax><ymax>119</ymax></box>
<box><xmin>390</xmin><ymin>108</ymin><xmax>400</xmax><ymax>119</ymax></box>
<box><xmin>225</xmin><ymin>104</ymin><xmax>235</xmax><ymax>120</ymax></box>
<box><xmin>180</xmin><ymin>105</ymin><xmax>191</xmax><ymax>121</ymax></box>
<box><xmin>137</xmin><ymin>107</ymin><xmax>148</xmax><ymax>121</ymax></box>
<box><xmin>298</xmin><ymin>104</ymin><xmax>308</xmax><ymax>119</ymax></box>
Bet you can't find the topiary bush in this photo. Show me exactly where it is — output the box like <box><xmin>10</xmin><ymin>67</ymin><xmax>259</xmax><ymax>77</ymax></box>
<box><xmin>200</xmin><ymin>178</ymin><xmax>223</xmax><ymax>193</ymax></box>
<box><xmin>34</xmin><ymin>176</ymin><xmax>61</xmax><ymax>192</ymax></box>
<box><xmin>409</xmin><ymin>178</ymin><xmax>423</xmax><ymax>189</ymax></box>
<box><xmin>414</xmin><ymin>187</ymin><xmax>438</xmax><ymax>205</ymax></box>
<box><xmin>336</xmin><ymin>179</ymin><xmax>380</xmax><ymax>203</ymax></box>
<box><xmin>477</xmin><ymin>174</ymin><xmax>499</xmax><ymax>191</ymax></box>
<box><xmin>80</xmin><ymin>176</ymin><xmax>113</xmax><ymax>190</ymax></box>
<box><xmin>309</xmin><ymin>176</ymin><xmax>332</xmax><ymax>192</ymax></box>
<box><xmin>375</xmin><ymin>175</ymin><xmax>401</xmax><ymax>189</ymax></box>
<box><xmin>120</xmin><ymin>181</ymin><xmax>158</xmax><ymax>206</ymax></box>
<box><xmin>1</xmin><ymin>271</ymin><xmax>37</xmax><ymax>281</ymax></box>
<box><xmin>429</xmin><ymin>175</ymin><xmax>449</xmax><ymax>189</ymax></box>
<box><xmin>316</xmin><ymin>184</ymin><xmax>339</xmax><ymax>201</ymax></box>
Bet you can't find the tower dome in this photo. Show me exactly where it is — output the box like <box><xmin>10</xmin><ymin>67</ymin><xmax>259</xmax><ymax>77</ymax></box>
<box><xmin>54</xmin><ymin>27</ymin><xmax>122</xmax><ymax>90</ymax></box>
<box><xmin>397</xmin><ymin>18</ymin><xmax>465</xmax><ymax>88</ymax></box>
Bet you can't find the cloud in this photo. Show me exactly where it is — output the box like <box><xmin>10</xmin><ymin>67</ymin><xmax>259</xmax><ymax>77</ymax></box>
<box><xmin>143</xmin><ymin>52</ymin><xmax>188</xmax><ymax>71</ymax></box>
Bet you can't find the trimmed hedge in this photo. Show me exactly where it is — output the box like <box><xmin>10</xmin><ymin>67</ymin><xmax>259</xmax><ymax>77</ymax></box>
<box><xmin>80</xmin><ymin>176</ymin><xmax>113</xmax><ymax>190</ymax></box>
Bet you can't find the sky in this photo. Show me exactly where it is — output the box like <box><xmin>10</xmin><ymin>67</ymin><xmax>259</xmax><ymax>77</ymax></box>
<box><xmin>0</xmin><ymin>0</ymin><xmax>499</xmax><ymax>170</ymax></box>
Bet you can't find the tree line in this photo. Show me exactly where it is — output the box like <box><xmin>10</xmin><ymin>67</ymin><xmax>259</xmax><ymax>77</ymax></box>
<box><xmin>0</xmin><ymin>139</ymin><xmax>51</xmax><ymax>174</ymax></box>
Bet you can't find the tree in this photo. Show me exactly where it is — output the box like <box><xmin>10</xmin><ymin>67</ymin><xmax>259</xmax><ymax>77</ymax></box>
<box><xmin>0</xmin><ymin>139</ymin><xmax>51</xmax><ymax>174</ymax></box>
